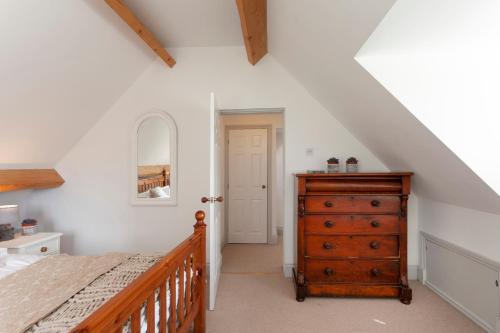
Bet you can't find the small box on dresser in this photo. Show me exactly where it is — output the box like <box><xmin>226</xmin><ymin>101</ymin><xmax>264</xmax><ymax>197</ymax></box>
<box><xmin>293</xmin><ymin>172</ymin><xmax>413</xmax><ymax>304</ymax></box>
<box><xmin>0</xmin><ymin>232</ymin><xmax>62</xmax><ymax>255</ymax></box>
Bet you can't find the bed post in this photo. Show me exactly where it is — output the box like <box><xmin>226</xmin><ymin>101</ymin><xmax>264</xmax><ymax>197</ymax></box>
<box><xmin>194</xmin><ymin>210</ymin><xmax>206</xmax><ymax>333</ymax></box>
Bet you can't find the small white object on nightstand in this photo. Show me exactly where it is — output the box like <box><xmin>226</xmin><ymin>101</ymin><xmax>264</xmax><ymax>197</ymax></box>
<box><xmin>0</xmin><ymin>232</ymin><xmax>62</xmax><ymax>255</ymax></box>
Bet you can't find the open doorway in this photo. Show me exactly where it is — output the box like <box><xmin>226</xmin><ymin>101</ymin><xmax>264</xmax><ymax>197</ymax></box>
<box><xmin>217</xmin><ymin>109</ymin><xmax>285</xmax><ymax>275</ymax></box>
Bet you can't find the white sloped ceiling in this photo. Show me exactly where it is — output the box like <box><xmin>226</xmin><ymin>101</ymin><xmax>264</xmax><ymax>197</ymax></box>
<box><xmin>122</xmin><ymin>0</ymin><xmax>243</xmax><ymax>47</ymax></box>
<box><xmin>268</xmin><ymin>0</ymin><xmax>500</xmax><ymax>214</ymax></box>
<box><xmin>3</xmin><ymin>0</ymin><xmax>497</xmax><ymax>214</ymax></box>
<box><xmin>356</xmin><ymin>0</ymin><xmax>500</xmax><ymax>196</ymax></box>
<box><xmin>0</xmin><ymin>0</ymin><xmax>154</xmax><ymax>167</ymax></box>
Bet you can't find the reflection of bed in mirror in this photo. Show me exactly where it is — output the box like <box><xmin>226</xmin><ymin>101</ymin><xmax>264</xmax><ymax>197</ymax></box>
<box><xmin>137</xmin><ymin>165</ymin><xmax>170</xmax><ymax>198</ymax></box>
<box><xmin>132</xmin><ymin>111</ymin><xmax>177</xmax><ymax>205</ymax></box>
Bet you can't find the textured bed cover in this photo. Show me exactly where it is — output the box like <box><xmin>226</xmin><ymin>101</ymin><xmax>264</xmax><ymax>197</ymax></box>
<box><xmin>0</xmin><ymin>253</ymin><xmax>130</xmax><ymax>333</ymax></box>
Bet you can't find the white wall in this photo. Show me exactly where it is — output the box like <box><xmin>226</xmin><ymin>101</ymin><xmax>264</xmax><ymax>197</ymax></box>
<box><xmin>137</xmin><ymin>117</ymin><xmax>171</xmax><ymax>166</ymax></box>
<box><xmin>0</xmin><ymin>191</ymin><xmax>32</xmax><ymax>229</ymax></box>
<box><xmin>27</xmin><ymin>47</ymin><xmax>391</xmax><ymax>271</ymax></box>
<box><xmin>220</xmin><ymin>113</ymin><xmax>284</xmax><ymax>245</ymax></box>
<box><xmin>419</xmin><ymin>198</ymin><xmax>500</xmax><ymax>263</ymax></box>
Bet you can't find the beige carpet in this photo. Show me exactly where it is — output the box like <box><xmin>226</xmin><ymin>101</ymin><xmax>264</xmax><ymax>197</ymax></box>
<box><xmin>207</xmin><ymin>240</ymin><xmax>483</xmax><ymax>333</ymax></box>
<box><xmin>221</xmin><ymin>241</ymin><xmax>282</xmax><ymax>274</ymax></box>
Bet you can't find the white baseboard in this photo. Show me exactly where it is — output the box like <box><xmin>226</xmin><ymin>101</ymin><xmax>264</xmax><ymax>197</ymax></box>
<box><xmin>417</xmin><ymin>266</ymin><xmax>424</xmax><ymax>282</ymax></box>
<box><xmin>425</xmin><ymin>280</ymin><xmax>496</xmax><ymax>333</ymax></box>
<box><xmin>269</xmin><ymin>234</ymin><xmax>278</xmax><ymax>245</ymax></box>
<box><xmin>283</xmin><ymin>263</ymin><xmax>294</xmax><ymax>278</ymax></box>
<box><xmin>408</xmin><ymin>265</ymin><xmax>419</xmax><ymax>280</ymax></box>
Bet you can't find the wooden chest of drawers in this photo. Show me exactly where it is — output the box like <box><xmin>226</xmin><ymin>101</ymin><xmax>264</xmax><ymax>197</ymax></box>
<box><xmin>293</xmin><ymin>173</ymin><xmax>412</xmax><ymax>304</ymax></box>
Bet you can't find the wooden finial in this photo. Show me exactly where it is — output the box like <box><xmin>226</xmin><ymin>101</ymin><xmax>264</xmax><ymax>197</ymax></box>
<box><xmin>195</xmin><ymin>210</ymin><xmax>206</xmax><ymax>226</ymax></box>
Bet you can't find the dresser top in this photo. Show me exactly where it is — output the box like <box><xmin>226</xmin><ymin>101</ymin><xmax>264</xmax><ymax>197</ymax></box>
<box><xmin>295</xmin><ymin>172</ymin><xmax>413</xmax><ymax>177</ymax></box>
<box><xmin>0</xmin><ymin>232</ymin><xmax>62</xmax><ymax>249</ymax></box>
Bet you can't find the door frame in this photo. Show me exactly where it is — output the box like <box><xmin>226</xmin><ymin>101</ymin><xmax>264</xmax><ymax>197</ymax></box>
<box><xmin>224</xmin><ymin>125</ymin><xmax>273</xmax><ymax>244</ymax></box>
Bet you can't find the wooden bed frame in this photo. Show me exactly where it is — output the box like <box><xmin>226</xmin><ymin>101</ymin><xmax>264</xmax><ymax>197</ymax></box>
<box><xmin>138</xmin><ymin>165</ymin><xmax>170</xmax><ymax>193</ymax></box>
<box><xmin>71</xmin><ymin>211</ymin><xmax>207</xmax><ymax>333</ymax></box>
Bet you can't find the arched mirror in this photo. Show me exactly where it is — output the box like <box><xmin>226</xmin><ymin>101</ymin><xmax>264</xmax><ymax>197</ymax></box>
<box><xmin>131</xmin><ymin>111</ymin><xmax>177</xmax><ymax>205</ymax></box>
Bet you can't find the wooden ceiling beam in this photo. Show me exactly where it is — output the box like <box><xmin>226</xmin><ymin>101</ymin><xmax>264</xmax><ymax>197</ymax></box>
<box><xmin>0</xmin><ymin>169</ymin><xmax>65</xmax><ymax>193</ymax></box>
<box><xmin>105</xmin><ymin>0</ymin><xmax>176</xmax><ymax>67</ymax></box>
<box><xmin>236</xmin><ymin>0</ymin><xmax>268</xmax><ymax>65</ymax></box>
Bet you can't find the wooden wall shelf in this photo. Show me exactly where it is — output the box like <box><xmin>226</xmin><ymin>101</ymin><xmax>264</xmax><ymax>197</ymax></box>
<box><xmin>0</xmin><ymin>169</ymin><xmax>65</xmax><ymax>192</ymax></box>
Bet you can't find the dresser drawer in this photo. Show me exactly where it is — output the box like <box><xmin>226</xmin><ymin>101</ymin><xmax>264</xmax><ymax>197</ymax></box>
<box><xmin>305</xmin><ymin>178</ymin><xmax>402</xmax><ymax>194</ymax></box>
<box><xmin>305</xmin><ymin>235</ymin><xmax>399</xmax><ymax>258</ymax></box>
<box><xmin>305</xmin><ymin>195</ymin><xmax>400</xmax><ymax>213</ymax></box>
<box><xmin>305</xmin><ymin>215</ymin><xmax>400</xmax><ymax>234</ymax></box>
<box><xmin>305</xmin><ymin>259</ymin><xmax>400</xmax><ymax>284</ymax></box>
<box><xmin>9</xmin><ymin>237</ymin><xmax>60</xmax><ymax>255</ymax></box>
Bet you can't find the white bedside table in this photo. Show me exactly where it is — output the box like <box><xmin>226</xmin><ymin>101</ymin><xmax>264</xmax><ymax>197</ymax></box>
<box><xmin>0</xmin><ymin>232</ymin><xmax>62</xmax><ymax>255</ymax></box>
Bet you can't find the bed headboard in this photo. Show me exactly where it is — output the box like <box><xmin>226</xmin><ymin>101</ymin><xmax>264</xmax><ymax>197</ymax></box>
<box><xmin>137</xmin><ymin>165</ymin><xmax>170</xmax><ymax>193</ymax></box>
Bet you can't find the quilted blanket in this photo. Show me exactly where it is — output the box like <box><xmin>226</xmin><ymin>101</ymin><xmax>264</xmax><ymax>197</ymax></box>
<box><xmin>0</xmin><ymin>253</ymin><xmax>130</xmax><ymax>333</ymax></box>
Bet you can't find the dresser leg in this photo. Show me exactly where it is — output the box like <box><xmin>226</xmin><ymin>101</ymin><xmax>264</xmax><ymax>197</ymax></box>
<box><xmin>296</xmin><ymin>285</ymin><xmax>306</xmax><ymax>302</ymax></box>
<box><xmin>400</xmin><ymin>286</ymin><xmax>412</xmax><ymax>304</ymax></box>
<box><xmin>293</xmin><ymin>269</ymin><xmax>306</xmax><ymax>302</ymax></box>
<box><xmin>400</xmin><ymin>274</ymin><xmax>412</xmax><ymax>305</ymax></box>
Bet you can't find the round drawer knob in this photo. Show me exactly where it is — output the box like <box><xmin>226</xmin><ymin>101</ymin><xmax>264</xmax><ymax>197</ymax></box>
<box><xmin>40</xmin><ymin>246</ymin><xmax>48</xmax><ymax>253</ymax></box>
<box><xmin>371</xmin><ymin>200</ymin><xmax>381</xmax><ymax>207</ymax></box>
<box><xmin>324</xmin><ymin>201</ymin><xmax>333</xmax><ymax>208</ymax></box>
<box><xmin>371</xmin><ymin>220</ymin><xmax>380</xmax><ymax>228</ymax></box>
<box><xmin>324</xmin><ymin>267</ymin><xmax>335</xmax><ymax>276</ymax></box>
<box><xmin>370</xmin><ymin>241</ymin><xmax>380</xmax><ymax>250</ymax></box>
<box><xmin>323</xmin><ymin>242</ymin><xmax>333</xmax><ymax>250</ymax></box>
<box><xmin>324</xmin><ymin>220</ymin><xmax>334</xmax><ymax>228</ymax></box>
<box><xmin>371</xmin><ymin>268</ymin><xmax>381</xmax><ymax>277</ymax></box>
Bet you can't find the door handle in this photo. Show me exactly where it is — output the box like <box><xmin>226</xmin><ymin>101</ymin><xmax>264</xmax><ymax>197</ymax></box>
<box><xmin>262</xmin><ymin>185</ymin><xmax>266</xmax><ymax>189</ymax></box>
<box><xmin>201</xmin><ymin>196</ymin><xmax>224</xmax><ymax>203</ymax></box>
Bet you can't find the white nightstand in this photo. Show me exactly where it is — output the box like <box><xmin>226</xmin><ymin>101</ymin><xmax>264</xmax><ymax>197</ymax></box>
<box><xmin>0</xmin><ymin>232</ymin><xmax>62</xmax><ymax>255</ymax></box>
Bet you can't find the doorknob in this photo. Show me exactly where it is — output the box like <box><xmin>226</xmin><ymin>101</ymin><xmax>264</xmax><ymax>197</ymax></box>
<box><xmin>201</xmin><ymin>196</ymin><xmax>224</xmax><ymax>203</ymax></box>
<box><xmin>262</xmin><ymin>185</ymin><xmax>266</xmax><ymax>189</ymax></box>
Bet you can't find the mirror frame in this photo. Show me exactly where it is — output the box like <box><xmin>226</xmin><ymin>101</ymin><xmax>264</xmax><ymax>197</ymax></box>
<box><xmin>131</xmin><ymin>110</ymin><xmax>178</xmax><ymax>206</ymax></box>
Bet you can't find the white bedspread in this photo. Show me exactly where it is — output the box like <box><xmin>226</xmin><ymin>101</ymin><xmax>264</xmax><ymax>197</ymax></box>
<box><xmin>0</xmin><ymin>254</ymin><xmax>43</xmax><ymax>280</ymax></box>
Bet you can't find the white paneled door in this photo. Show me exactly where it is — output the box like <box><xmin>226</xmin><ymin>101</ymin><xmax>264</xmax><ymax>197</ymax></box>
<box><xmin>228</xmin><ymin>128</ymin><xmax>268</xmax><ymax>243</ymax></box>
<box><xmin>208</xmin><ymin>92</ymin><xmax>222</xmax><ymax>311</ymax></box>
